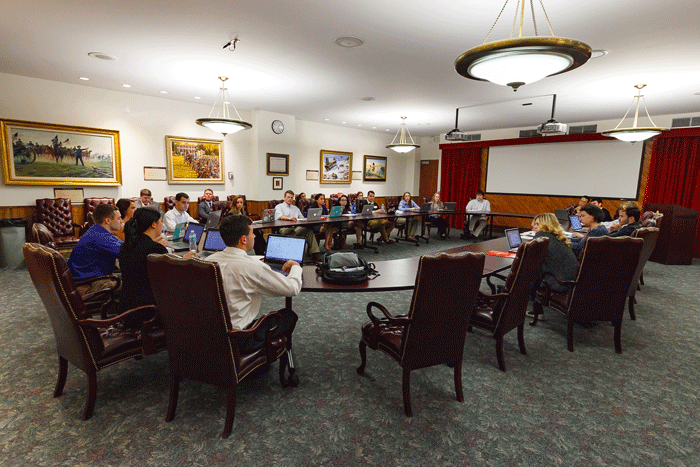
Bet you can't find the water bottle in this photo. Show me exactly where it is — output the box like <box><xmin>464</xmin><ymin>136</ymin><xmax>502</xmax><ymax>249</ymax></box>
<box><xmin>189</xmin><ymin>230</ymin><xmax>197</xmax><ymax>252</ymax></box>
<box><xmin>381</xmin><ymin>203</ymin><xmax>385</xmax><ymax>212</ymax></box>
<box><xmin>352</xmin><ymin>202</ymin><xmax>357</xmax><ymax>214</ymax></box>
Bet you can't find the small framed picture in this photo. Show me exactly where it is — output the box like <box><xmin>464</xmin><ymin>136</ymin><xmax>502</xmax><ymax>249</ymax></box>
<box><xmin>306</xmin><ymin>170</ymin><xmax>319</xmax><ymax>180</ymax></box>
<box><xmin>272</xmin><ymin>176</ymin><xmax>283</xmax><ymax>190</ymax></box>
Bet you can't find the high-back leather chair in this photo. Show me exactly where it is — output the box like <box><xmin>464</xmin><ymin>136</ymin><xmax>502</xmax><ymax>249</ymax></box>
<box><xmin>268</xmin><ymin>199</ymin><xmax>283</xmax><ymax>209</ymax></box>
<box><xmin>297</xmin><ymin>198</ymin><xmax>311</xmax><ymax>217</ymax></box>
<box><xmin>35</xmin><ymin>198</ymin><xmax>81</xmax><ymax>248</ymax></box>
<box><xmin>32</xmin><ymin>222</ymin><xmax>58</xmax><ymax>250</ymax></box>
<box><xmin>469</xmin><ymin>236</ymin><xmax>549</xmax><ymax>371</ymax></box>
<box><xmin>627</xmin><ymin>227</ymin><xmax>660</xmax><ymax>319</ymax></box>
<box><xmin>197</xmin><ymin>195</ymin><xmax>220</xmax><ymax>205</ymax></box>
<box><xmin>147</xmin><ymin>254</ymin><xmax>292</xmax><ymax>438</ymax></box>
<box><xmin>81</xmin><ymin>197</ymin><xmax>115</xmax><ymax>235</ymax></box>
<box><xmin>163</xmin><ymin>196</ymin><xmax>176</xmax><ymax>212</ymax></box>
<box><xmin>356</xmin><ymin>251</ymin><xmax>485</xmax><ymax>416</ymax></box>
<box><xmin>532</xmin><ymin>236</ymin><xmax>644</xmax><ymax>353</ymax></box>
<box><xmin>22</xmin><ymin>243</ymin><xmax>164</xmax><ymax>420</ymax></box>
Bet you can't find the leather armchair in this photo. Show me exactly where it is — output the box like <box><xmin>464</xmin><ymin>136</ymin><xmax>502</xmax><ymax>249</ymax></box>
<box><xmin>81</xmin><ymin>197</ymin><xmax>115</xmax><ymax>235</ymax></box>
<box><xmin>163</xmin><ymin>196</ymin><xmax>176</xmax><ymax>212</ymax></box>
<box><xmin>22</xmin><ymin>243</ymin><xmax>166</xmax><ymax>420</ymax></box>
<box><xmin>268</xmin><ymin>199</ymin><xmax>283</xmax><ymax>209</ymax></box>
<box><xmin>34</xmin><ymin>198</ymin><xmax>81</xmax><ymax>248</ymax></box>
<box><xmin>32</xmin><ymin>222</ymin><xmax>57</xmax><ymax>250</ymax></box>
<box><xmin>627</xmin><ymin>227</ymin><xmax>660</xmax><ymax>319</ymax></box>
<box><xmin>357</xmin><ymin>251</ymin><xmax>485</xmax><ymax>416</ymax></box>
<box><xmin>468</xmin><ymin>237</ymin><xmax>549</xmax><ymax>371</ymax></box>
<box><xmin>147</xmin><ymin>254</ymin><xmax>293</xmax><ymax>438</ymax></box>
<box><xmin>531</xmin><ymin>236</ymin><xmax>644</xmax><ymax>353</ymax></box>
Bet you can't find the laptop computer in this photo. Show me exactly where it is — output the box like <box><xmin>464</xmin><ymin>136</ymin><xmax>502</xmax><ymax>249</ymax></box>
<box><xmin>329</xmin><ymin>205</ymin><xmax>344</xmax><ymax>217</ymax></box>
<box><xmin>197</xmin><ymin>228</ymin><xmax>227</xmax><ymax>259</ymax></box>
<box><xmin>359</xmin><ymin>204</ymin><xmax>374</xmax><ymax>216</ymax></box>
<box><xmin>168</xmin><ymin>222</ymin><xmax>205</xmax><ymax>251</ymax></box>
<box><xmin>264</xmin><ymin>234</ymin><xmax>307</xmax><ymax>273</ymax></box>
<box><xmin>420</xmin><ymin>202</ymin><xmax>432</xmax><ymax>212</ymax></box>
<box><xmin>205</xmin><ymin>210</ymin><xmax>222</xmax><ymax>229</ymax></box>
<box><xmin>554</xmin><ymin>209</ymin><xmax>569</xmax><ymax>222</ymax></box>
<box><xmin>171</xmin><ymin>222</ymin><xmax>187</xmax><ymax>241</ymax></box>
<box><xmin>569</xmin><ymin>215</ymin><xmax>584</xmax><ymax>231</ymax></box>
<box><xmin>262</xmin><ymin>208</ymin><xmax>274</xmax><ymax>222</ymax></box>
<box><xmin>443</xmin><ymin>202</ymin><xmax>457</xmax><ymax>211</ymax></box>
<box><xmin>305</xmin><ymin>208</ymin><xmax>323</xmax><ymax>220</ymax></box>
<box><xmin>504</xmin><ymin>228</ymin><xmax>523</xmax><ymax>251</ymax></box>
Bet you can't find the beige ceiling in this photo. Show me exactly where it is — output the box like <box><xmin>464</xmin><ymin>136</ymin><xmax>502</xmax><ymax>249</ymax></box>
<box><xmin>2</xmin><ymin>0</ymin><xmax>699</xmax><ymax>136</ymax></box>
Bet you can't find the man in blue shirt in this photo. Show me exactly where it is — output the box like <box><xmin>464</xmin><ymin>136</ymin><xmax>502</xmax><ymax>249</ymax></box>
<box><xmin>67</xmin><ymin>203</ymin><xmax>123</xmax><ymax>296</ymax></box>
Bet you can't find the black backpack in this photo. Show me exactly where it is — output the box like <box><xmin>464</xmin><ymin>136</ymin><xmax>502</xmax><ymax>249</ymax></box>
<box><xmin>316</xmin><ymin>251</ymin><xmax>379</xmax><ymax>284</ymax></box>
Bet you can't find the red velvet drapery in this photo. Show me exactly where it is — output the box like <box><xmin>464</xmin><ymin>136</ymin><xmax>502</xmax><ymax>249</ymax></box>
<box><xmin>645</xmin><ymin>129</ymin><xmax>700</xmax><ymax>257</ymax></box>
<box><xmin>440</xmin><ymin>146</ymin><xmax>481</xmax><ymax>228</ymax></box>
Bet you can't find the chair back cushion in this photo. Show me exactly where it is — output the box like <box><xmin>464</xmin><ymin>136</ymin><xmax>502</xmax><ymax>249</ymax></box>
<box><xmin>385</xmin><ymin>196</ymin><xmax>400</xmax><ymax>210</ymax></box>
<box><xmin>197</xmin><ymin>195</ymin><xmax>220</xmax><ymax>204</ymax></box>
<box><xmin>147</xmin><ymin>254</ymin><xmax>238</xmax><ymax>386</ymax></box>
<box><xmin>23</xmin><ymin>243</ymin><xmax>102</xmax><ymax>372</ymax></box>
<box><xmin>568</xmin><ymin>236</ymin><xmax>644</xmax><ymax>322</ymax></box>
<box><xmin>268</xmin><ymin>200</ymin><xmax>283</xmax><ymax>209</ymax></box>
<box><xmin>628</xmin><ymin>227</ymin><xmax>660</xmax><ymax>296</ymax></box>
<box><xmin>163</xmin><ymin>196</ymin><xmax>176</xmax><ymax>212</ymax></box>
<box><xmin>400</xmin><ymin>252</ymin><xmax>485</xmax><ymax>370</ymax></box>
<box><xmin>83</xmin><ymin>198</ymin><xmax>115</xmax><ymax>222</ymax></box>
<box><xmin>297</xmin><ymin>198</ymin><xmax>311</xmax><ymax>216</ymax></box>
<box><xmin>35</xmin><ymin>198</ymin><xmax>75</xmax><ymax>237</ymax></box>
<box><xmin>32</xmin><ymin>222</ymin><xmax>57</xmax><ymax>249</ymax></box>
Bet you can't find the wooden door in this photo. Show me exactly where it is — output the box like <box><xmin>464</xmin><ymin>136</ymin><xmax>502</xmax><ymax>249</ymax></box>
<box><xmin>419</xmin><ymin>160</ymin><xmax>439</xmax><ymax>204</ymax></box>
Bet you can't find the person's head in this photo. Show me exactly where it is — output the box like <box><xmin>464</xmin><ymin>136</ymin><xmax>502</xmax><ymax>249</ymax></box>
<box><xmin>314</xmin><ymin>193</ymin><xmax>325</xmax><ymax>207</ymax></box>
<box><xmin>356</xmin><ymin>191</ymin><xmax>363</xmax><ymax>199</ymax></box>
<box><xmin>579</xmin><ymin>204</ymin><xmax>604</xmax><ymax>226</ymax></box>
<box><xmin>589</xmin><ymin>197</ymin><xmax>604</xmax><ymax>208</ymax></box>
<box><xmin>234</xmin><ymin>196</ymin><xmax>245</xmax><ymax>212</ymax></box>
<box><xmin>338</xmin><ymin>194</ymin><xmax>348</xmax><ymax>206</ymax></box>
<box><xmin>94</xmin><ymin>204</ymin><xmax>121</xmax><ymax>231</ymax></box>
<box><xmin>219</xmin><ymin>214</ymin><xmax>253</xmax><ymax>250</ymax></box>
<box><xmin>174</xmin><ymin>192</ymin><xmax>190</xmax><ymax>212</ymax></box>
<box><xmin>139</xmin><ymin>188</ymin><xmax>153</xmax><ymax>205</ymax></box>
<box><xmin>284</xmin><ymin>190</ymin><xmax>295</xmax><ymax>204</ymax></box>
<box><xmin>403</xmin><ymin>192</ymin><xmax>411</xmax><ymax>202</ymax></box>
<box><xmin>367</xmin><ymin>190</ymin><xmax>375</xmax><ymax>202</ymax></box>
<box><xmin>116</xmin><ymin>198</ymin><xmax>136</xmax><ymax>222</ymax></box>
<box><xmin>203</xmin><ymin>189</ymin><xmax>214</xmax><ymax>201</ymax></box>
<box><xmin>432</xmin><ymin>192</ymin><xmax>441</xmax><ymax>203</ymax></box>
<box><xmin>578</xmin><ymin>196</ymin><xmax>590</xmax><ymax>207</ymax></box>
<box><xmin>532</xmin><ymin>213</ymin><xmax>561</xmax><ymax>233</ymax></box>
<box><xmin>125</xmin><ymin>208</ymin><xmax>162</xmax><ymax>242</ymax></box>
<box><xmin>475</xmin><ymin>190</ymin><xmax>485</xmax><ymax>201</ymax></box>
<box><xmin>619</xmin><ymin>205</ymin><xmax>641</xmax><ymax>226</ymax></box>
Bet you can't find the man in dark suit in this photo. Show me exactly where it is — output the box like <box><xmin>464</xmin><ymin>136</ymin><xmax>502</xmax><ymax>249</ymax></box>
<box><xmin>198</xmin><ymin>188</ymin><xmax>215</xmax><ymax>221</ymax></box>
<box><xmin>590</xmin><ymin>197</ymin><xmax>613</xmax><ymax>222</ymax></box>
<box><xmin>608</xmin><ymin>205</ymin><xmax>641</xmax><ymax>237</ymax></box>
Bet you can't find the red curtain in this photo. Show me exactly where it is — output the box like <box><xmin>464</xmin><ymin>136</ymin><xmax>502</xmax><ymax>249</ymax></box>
<box><xmin>645</xmin><ymin>132</ymin><xmax>700</xmax><ymax>257</ymax></box>
<box><xmin>440</xmin><ymin>146</ymin><xmax>481</xmax><ymax>228</ymax></box>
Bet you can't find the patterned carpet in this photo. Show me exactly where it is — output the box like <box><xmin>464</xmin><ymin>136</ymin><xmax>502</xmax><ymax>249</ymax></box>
<box><xmin>1</xmin><ymin>234</ymin><xmax>699</xmax><ymax>466</ymax></box>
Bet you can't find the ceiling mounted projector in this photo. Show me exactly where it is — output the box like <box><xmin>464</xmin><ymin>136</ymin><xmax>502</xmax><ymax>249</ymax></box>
<box><xmin>445</xmin><ymin>129</ymin><xmax>473</xmax><ymax>141</ymax></box>
<box><xmin>537</xmin><ymin>94</ymin><xmax>567</xmax><ymax>135</ymax></box>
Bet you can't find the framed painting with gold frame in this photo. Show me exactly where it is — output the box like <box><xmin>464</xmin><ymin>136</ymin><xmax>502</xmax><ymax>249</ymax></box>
<box><xmin>166</xmin><ymin>135</ymin><xmax>224</xmax><ymax>184</ymax></box>
<box><xmin>1</xmin><ymin>118</ymin><xmax>122</xmax><ymax>186</ymax></box>
<box><xmin>363</xmin><ymin>155</ymin><xmax>387</xmax><ymax>181</ymax></box>
<box><xmin>320</xmin><ymin>149</ymin><xmax>352</xmax><ymax>184</ymax></box>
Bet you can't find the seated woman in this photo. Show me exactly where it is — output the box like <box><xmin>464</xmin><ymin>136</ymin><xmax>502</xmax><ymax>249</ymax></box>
<box><xmin>227</xmin><ymin>195</ymin><xmax>266</xmax><ymax>255</ymax></box>
<box><xmin>427</xmin><ymin>192</ymin><xmax>449</xmax><ymax>239</ymax></box>
<box><xmin>526</xmin><ymin>213</ymin><xmax>578</xmax><ymax>320</ymax></box>
<box><xmin>570</xmin><ymin>204</ymin><xmax>608</xmax><ymax>256</ymax></box>
<box><xmin>118</xmin><ymin>208</ymin><xmax>196</xmax><ymax>328</ymax></box>
<box><xmin>330</xmin><ymin>194</ymin><xmax>351</xmax><ymax>249</ymax></box>
<box><xmin>295</xmin><ymin>192</ymin><xmax>306</xmax><ymax>210</ymax></box>
<box><xmin>113</xmin><ymin>198</ymin><xmax>136</xmax><ymax>241</ymax></box>
<box><xmin>396</xmin><ymin>192</ymin><xmax>420</xmax><ymax>242</ymax></box>
<box><xmin>229</xmin><ymin>195</ymin><xmax>247</xmax><ymax>216</ymax></box>
<box><xmin>310</xmin><ymin>193</ymin><xmax>332</xmax><ymax>251</ymax></box>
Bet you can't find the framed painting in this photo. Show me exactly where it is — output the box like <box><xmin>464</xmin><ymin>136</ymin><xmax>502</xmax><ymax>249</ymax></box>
<box><xmin>272</xmin><ymin>176</ymin><xmax>283</xmax><ymax>190</ymax></box>
<box><xmin>166</xmin><ymin>135</ymin><xmax>224</xmax><ymax>184</ymax></box>
<box><xmin>267</xmin><ymin>153</ymin><xmax>289</xmax><ymax>175</ymax></box>
<box><xmin>320</xmin><ymin>150</ymin><xmax>352</xmax><ymax>184</ymax></box>
<box><xmin>1</xmin><ymin>118</ymin><xmax>122</xmax><ymax>186</ymax></box>
<box><xmin>363</xmin><ymin>155</ymin><xmax>387</xmax><ymax>181</ymax></box>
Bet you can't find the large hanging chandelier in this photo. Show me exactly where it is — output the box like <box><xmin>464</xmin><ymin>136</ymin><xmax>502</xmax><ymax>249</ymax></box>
<box><xmin>455</xmin><ymin>0</ymin><xmax>591</xmax><ymax>91</ymax></box>
<box><xmin>601</xmin><ymin>84</ymin><xmax>668</xmax><ymax>143</ymax></box>
<box><xmin>196</xmin><ymin>76</ymin><xmax>252</xmax><ymax>135</ymax></box>
<box><xmin>386</xmin><ymin>117</ymin><xmax>420</xmax><ymax>153</ymax></box>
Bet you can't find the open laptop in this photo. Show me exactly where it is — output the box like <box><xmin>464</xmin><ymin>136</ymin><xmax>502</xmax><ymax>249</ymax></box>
<box><xmin>554</xmin><ymin>209</ymin><xmax>569</xmax><ymax>223</ymax></box>
<box><xmin>443</xmin><ymin>202</ymin><xmax>457</xmax><ymax>211</ymax></box>
<box><xmin>168</xmin><ymin>222</ymin><xmax>205</xmax><ymax>251</ymax></box>
<box><xmin>420</xmin><ymin>202</ymin><xmax>432</xmax><ymax>212</ymax></box>
<box><xmin>569</xmin><ymin>215</ymin><xmax>585</xmax><ymax>231</ymax></box>
<box><xmin>504</xmin><ymin>228</ymin><xmax>523</xmax><ymax>252</ymax></box>
<box><xmin>305</xmin><ymin>207</ymin><xmax>323</xmax><ymax>220</ymax></box>
<box><xmin>171</xmin><ymin>222</ymin><xmax>187</xmax><ymax>241</ymax></box>
<box><xmin>205</xmin><ymin>210</ymin><xmax>222</xmax><ymax>229</ymax></box>
<box><xmin>197</xmin><ymin>228</ymin><xmax>227</xmax><ymax>259</ymax></box>
<box><xmin>359</xmin><ymin>204</ymin><xmax>374</xmax><ymax>216</ymax></box>
<box><xmin>264</xmin><ymin>234</ymin><xmax>307</xmax><ymax>273</ymax></box>
<box><xmin>329</xmin><ymin>205</ymin><xmax>344</xmax><ymax>217</ymax></box>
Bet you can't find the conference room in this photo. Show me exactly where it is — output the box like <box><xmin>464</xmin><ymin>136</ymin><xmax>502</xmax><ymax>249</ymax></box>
<box><xmin>2</xmin><ymin>0</ymin><xmax>700</xmax><ymax>465</ymax></box>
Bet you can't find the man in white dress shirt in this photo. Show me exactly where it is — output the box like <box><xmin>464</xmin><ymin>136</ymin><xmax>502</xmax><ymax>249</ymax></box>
<box><xmin>163</xmin><ymin>192</ymin><xmax>197</xmax><ymax>232</ymax></box>
<box><xmin>275</xmin><ymin>190</ymin><xmax>322</xmax><ymax>262</ymax></box>
<box><xmin>465</xmin><ymin>190</ymin><xmax>491</xmax><ymax>239</ymax></box>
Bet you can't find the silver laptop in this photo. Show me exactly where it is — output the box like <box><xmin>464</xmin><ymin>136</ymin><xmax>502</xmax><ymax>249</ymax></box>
<box><xmin>504</xmin><ymin>228</ymin><xmax>523</xmax><ymax>252</ymax></box>
<box><xmin>360</xmin><ymin>204</ymin><xmax>374</xmax><ymax>216</ymax></box>
<box><xmin>205</xmin><ymin>210</ymin><xmax>222</xmax><ymax>229</ymax></box>
<box><xmin>262</xmin><ymin>208</ymin><xmax>274</xmax><ymax>222</ymax></box>
<box><xmin>305</xmin><ymin>208</ymin><xmax>323</xmax><ymax>220</ymax></box>
<box><xmin>264</xmin><ymin>235</ymin><xmax>307</xmax><ymax>273</ymax></box>
<box><xmin>197</xmin><ymin>228</ymin><xmax>227</xmax><ymax>258</ymax></box>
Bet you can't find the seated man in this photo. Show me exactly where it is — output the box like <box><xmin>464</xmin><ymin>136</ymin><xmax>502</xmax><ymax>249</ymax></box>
<box><xmin>206</xmin><ymin>215</ymin><xmax>302</xmax><ymax>353</ymax></box>
<box><xmin>570</xmin><ymin>204</ymin><xmax>608</xmax><ymax>256</ymax></box>
<box><xmin>465</xmin><ymin>190</ymin><xmax>491</xmax><ymax>239</ymax></box>
<box><xmin>274</xmin><ymin>189</ymin><xmax>322</xmax><ymax>262</ymax></box>
<box><xmin>198</xmin><ymin>188</ymin><xmax>215</xmax><ymax>221</ymax></box>
<box><xmin>134</xmin><ymin>188</ymin><xmax>162</xmax><ymax>212</ymax></box>
<box><xmin>589</xmin><ymin>197</ymin><xmax>613</xmax><ymax>222</ymax></box>
<box><xmin>163</xmin><ymin>192</ymin><xmax>197</xmax><ymax>232</ymax></box>
<box><xmin>67</xmin><ymin>203</ymin><xmax>123</xmax><ymax>296</ymax></box>
<box><xmin>608</xmin><ymin>205</ymin><xmax>641</xmax><ymax>237</ymax></box>
<box><xmin>352</xmin><ymin>190</ymin><xmax>394</xmax><ymax>245</ymax></box>
<box><xmin>564</xmin><ymin>195</ymin><xmax>590</xmax><ymax>216</ymax></box>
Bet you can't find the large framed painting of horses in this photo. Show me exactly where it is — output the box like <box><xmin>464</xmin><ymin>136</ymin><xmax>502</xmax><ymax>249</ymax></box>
<box><xmin>0</xmin><ymin>119</ymin><xmax>122</xmax><ymax>186</ymax></box>
<box><xmin>165</xmin><ymin>135</ymin><xmax>224</xmax><ymax>184</ymax></box>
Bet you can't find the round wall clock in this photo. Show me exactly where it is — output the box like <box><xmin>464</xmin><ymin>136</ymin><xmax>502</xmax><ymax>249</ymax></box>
<box><xmin>271</xmin><ymin>120</ymin><xmax>284</xmax><ymax>134</ymax></box>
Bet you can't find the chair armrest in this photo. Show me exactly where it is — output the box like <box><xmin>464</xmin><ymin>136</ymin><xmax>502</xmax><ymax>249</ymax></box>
<box><xmin>75</xmin><ymin>274</ymin><xmax>121</xmax><ymax>291</ymax></box>
<box><xmin>78</xmin><ymin>305</ymin><xmax>154</xmax><ymax>328</ymax></box>
<box><xmin>366</xmin><ymin>302</ymin><xmax>411</xmax><ymax>326</ymax></box>
<box><xmin>541</xmin><ymin>271</ymin><xmax>576</xmax><ymax>288</ymax></box>
<box><xmin>140</xmin><ymin>308</ymin><xmax>163</xmax><ymax>355</ymax></box>
<box><xmin>228</xmin><ymin>311</ymin><xmax>282</xmax><ymax>362</ymax></box>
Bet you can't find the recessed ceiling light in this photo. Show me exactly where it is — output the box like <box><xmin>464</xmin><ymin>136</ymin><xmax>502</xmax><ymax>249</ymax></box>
<box><xmin>194</xmin><ymin>96</ymin><xmax>201</xmax><ymax>100</ymax></box>
<box><xmin>359</xmin><ymin>96</ymin><xmax>375</xmax><ymax>101</ymax></box>
<box><xmin>591</xmin><ymin>49</ymin><xmax>609</xmax><ymax>59</ymax></box>
<box><xmin>372</xmin><ymin>127</ymin><xmax>377</xmax><ymax>129</ymax></box>
<box><xmin>121</xmin><ymin>84</ymin><xmax>131</xmax><ymax>88</ymax></box>
<box><xmin>342</xmin><ymin>121</ymin><xmax>346</xmax><ymax>124</ymax></box>
<box><xmin>335</xmin><ymin>37</ymin><xmax>364</xmax><ymax>48</ymax></box>
<box><xmin>358</xmin><ymin>124</ymin><xmax>362</xmax><ymax>127</ymax></box>
<box><xmin>160</xmin><ymin>91</ymin><xmax>168</xmax><ymax>94</ymax></box>
<box><xmin>386</xmin><ymin>129</ymin><xmax>390</xmax><ymax>131</ymax></box>
<box><xmin>79</xmin><ymin>77</ymin><xmax>89</xmax><ymax>81</ymax></box>
<box><xmin>324</xmin><ymin>118</ymin><xmax>330</xmax><ymax>121</ymax></box>
<box><xmin>88</xmin><ymin>52</ymin><xmax>118</xmax><ymax>61</ymax></box>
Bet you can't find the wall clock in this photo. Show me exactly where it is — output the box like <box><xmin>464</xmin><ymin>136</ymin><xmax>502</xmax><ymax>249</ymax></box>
<box><xmin>271</xmin><ymin>120</ymin><xmax>284</xmax><ymax>134</ymax></box>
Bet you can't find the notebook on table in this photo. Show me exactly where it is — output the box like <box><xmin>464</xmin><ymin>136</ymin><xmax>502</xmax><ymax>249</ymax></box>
<box><xmin>504</xmin><ymin>228</ymin><xmax>523</xmax><ymax>252</ymax></box>
<box><xmin>264</xmin><ymin>234</ymin><xmax>307</xmax><ymax>274</ymax></box>
<box><xmin>197</xmin><ymin>228</ymin><xmax>227</xmax><ymax>259</ymax></box>
<box><xmin>168</xmin><ymin>222</ymin><xmax>205</xmax><ymax>251</ymax></box>
<box><xmin>329</xmin><ymin>205</ymin><xmax>344</xmax><ymax>217</ymax></box>
<box><xmin>205</xmin><ymin>210</ymin><xmax>222</xmax><ymax>229</ymax></box>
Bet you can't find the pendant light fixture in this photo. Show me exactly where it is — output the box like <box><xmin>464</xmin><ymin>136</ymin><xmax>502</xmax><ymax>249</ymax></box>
<box><xmin>601</xmin><ymin>84</ymin><xmax>667</xmax><ymax>143</ymax></box>
<box><xmin>455</xmin><ymin>0</ymin><xmax>591</xmax><ymax>91</ymax></box>
<box><xmin>196</xmin><ymin>76</ymin><xmax>252</xmax><ymax>135</ymax></box>
<box><xmin>386</xmin><ymin>117</ymin><xmax>420</xmax><ymax>153</ymax></box>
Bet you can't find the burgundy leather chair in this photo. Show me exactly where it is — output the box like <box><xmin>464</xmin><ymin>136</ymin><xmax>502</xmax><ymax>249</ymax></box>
<box><xmin>627</xmin><ymin>227</ymin><xmax>660</xmax><ymax>319</ymax></box>
<box><xmin>32</xmin><ymin>222</ymin><xmax>58</xmax><ymax>250</ymax></box>
<box><xmin>357</xmin><ymin>251</ymin><xmax>485</xmax><ymax>416</ymax></box>
<box><xmin>268</xmin><ymin>199</ymin><xmax>283</xmax><ymax>210</ymax></box>
<box><xmin>147</xmin><ymin>254</ymin><xmax>293</xmax><ymax>439</ymax></box>
<box><xmin>297</xmin><ymin>198</ymin><xmax>311</xmax><ymax>217</ymax></box>
<box><xmin>81</xmin><ymin>197</ymin><xmax>115</xmax><ymax>235</ymax></box>
<box><xmin>23</xmin><ymin>243</ymin><xmax>165</xmax><ymax>420</ymax></box>
<box><xmin>532</xmin><ymin>236</ymin><xmax>644</xmax><ymax>353</ymax></box>
<box><xmin>163</xmin><ymin>196</ymin><xmax>176</xmax><ymax>212</ymax></box>
<box><xmin>34</xmin><ymin>198</ymin><xmax>81</xmax><ymax>248</ymax></box>
<box><xmin>468</xmin><ymin>237</ymin><xmax>549</xmax><ymax>371</ymax></box>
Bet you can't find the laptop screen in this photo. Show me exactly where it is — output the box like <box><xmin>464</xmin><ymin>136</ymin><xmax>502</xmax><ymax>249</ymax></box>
<box><xmin>505</xmin><ymin>228</ymin><xmax>523</xmax><ymax>250</ymax></box>
<box><xmin>444</xmin><ymin>202</ymin><xmax>456</xmax><ymax>211</ymax></box>
<box><xmin>265</xmin><ymin>235</ymin><xmax>306</xmax><ymax>264</ymax></box>
<box><xmin>329</xmin><ymin>205</ymin><xmax>344</xmax><ymax>217</ymax></box>
<box><xmin>202</xmin><ymin>229</ymin><xmax>226</xmax><ymax>251</ymax></box>
<box><xmin>569</xmin><ymin>215</ymin><xmax>583</xmax><ymax>230</ymax></box>
<box><xmin>184</xmin><ymin>223</ymin><xmax>205</xmax><ymax>243</ymax></box>
<box><xmin>172</xmin><ymin>222</ymin><xmax>187</xmax><ymax>240</ymax></box>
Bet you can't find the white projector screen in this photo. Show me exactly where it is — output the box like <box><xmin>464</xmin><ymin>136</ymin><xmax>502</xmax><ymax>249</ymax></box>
<box><xmin>485</xmin><ymin>140</ymin><xmax>644</xmax><ymax>199</ymax></box>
